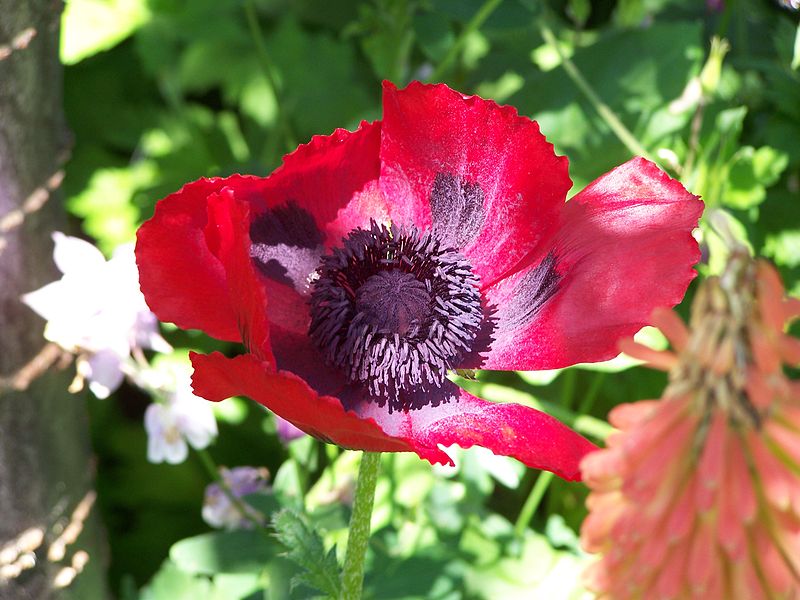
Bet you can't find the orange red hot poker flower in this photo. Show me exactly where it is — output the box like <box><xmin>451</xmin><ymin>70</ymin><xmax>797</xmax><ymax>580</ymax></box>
<box><xmin>580</xmin><ymin>252</ymin><xmax>800</xmax><ymax>599</ymax></box>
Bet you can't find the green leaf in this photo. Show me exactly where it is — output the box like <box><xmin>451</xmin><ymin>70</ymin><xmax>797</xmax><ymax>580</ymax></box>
<box><xmin>365</xmin><ymin>550</ymin><xmax>462</xmax><ymax>599</ymax></box>
<box><xmin>350</xmin><ymin>0</ymin><xmax>416</xmax><ymax>81</ymax></box>
<box><xmin>272</xmin><ymin>509</ymin><xmax>342</xmax><ymax>599</ymax></box>
<box><xmin>566</xmin><ymin>0</ymin><xmax>591</xmax><ymax>28</ymax></box>
<box><xmin>414</xmin><ymin>10</ymin><xmax>455</xmax><ymax>62</ymax></box>
<box><xmin>513</xmin><ymin>21</ymin><xmax>702</xmax><ymax>187</ymax></box>
<box><xmin>170</xmin><ymin>530</ymin><xmax>277</xmax><ymax>575</ymax></box>
<box><xmin>793</xmin><ymin>22</ymin><xmax>800</xmax><ymax>71</ymax></box>
<box><xmin>272</xmin><ymin>459</ymin><xmax>306</xmax><ymax>510</ymax></box>
<box><xmin>765</xmin><ymin>230</ymin><xmax>800</xmax><ymax>269</ymax></box>
<box><xmin>67</xmin><ymin>163</ymin><xmax>155</xmax><ymax>254</ymax></box>
<box><xmin>266</xmin><ymin>18</ymin><xmax>373</xmax><ymax>137</ymax></box>
<box><xmin>241</xmin><ymin>491</ymin><xmax>282</xmax><ymax>518</ymax></box>
<box><xmin>140</xmin><ymin>560</ymin><xmax>212</xmax><ymax>600</ymax></box>
<box><xmin>209</xmin><ymin>573</ymin><xmax>263</xmax><ymax>600</ymax></box>
<box><xmin>544</xmin><ymin>514</ymin><xmax>581</xmax><ymax>553</ymax></box>
<box><xmin>61</xmin><ymin>0</ymin><xmax>150</xmax><ymax>64</ymax></box>
<box><xmin>725</xmin><ymin>146</ymin><xmax>789</xmax><ymax>210</ymax></box>
<box><xmin>464</xmin><ymin>524</ymin><xmax>589</xmax><ymax>599</ymax></box>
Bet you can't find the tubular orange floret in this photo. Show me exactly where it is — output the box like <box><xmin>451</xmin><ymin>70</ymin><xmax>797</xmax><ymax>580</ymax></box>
<box><xmin>618</xmin><ymin>337</ymin><xmax>678</xmax><ymax>371</ymax></box>
<box><xmin>780</xmin><ymin>336</ymin><xmax>800</xmax><ymax>366</ymax></box>
<box><xmin>757</xmin><ymin>261</ymin><xmax>787</xmax><ymax>332</ymax></box>
<box><xmin>580</xmin><ymin>251</ymin><xmax>800</xmax><ymax>600</ymax></box>
<box><xmin>749</xmin><ymin>324</ymin><xmax>782</xmax><ymax>375</ymax></box>
<box><xmin>783</xmin><ymin>298</ymin><xmax>800</xmax><ymax>323</ymax></box>
<box><xmin>651</xmin><ymin>305</ymin><xmax>690</xmax><ymax>351</ymax></box>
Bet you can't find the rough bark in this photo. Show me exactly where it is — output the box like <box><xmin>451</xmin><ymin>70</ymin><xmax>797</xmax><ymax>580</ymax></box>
<box><xmin>0</xmin><ymin>1</ymin><xmax>109</xmax><ymax>598</ymax></box>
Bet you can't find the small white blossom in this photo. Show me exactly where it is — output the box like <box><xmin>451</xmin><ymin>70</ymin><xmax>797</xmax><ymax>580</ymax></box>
<box><xmin>144</xmin><ymin>375</ymin><xmax>217</xmax><ymax>464</ymax></box>
<box><xmin>202</xmin><ymin>467</ymin><xmax>270</xmax><ymax>529</ymax></box>
<box><xmin>22</xmin><ymin>233</ymin><xmax>170</xmax><ymax>398</ymax></box>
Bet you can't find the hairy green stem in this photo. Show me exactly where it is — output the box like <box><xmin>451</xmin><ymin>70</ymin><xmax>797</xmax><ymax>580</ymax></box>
<box><xmin>538</xmin><ymin>21</ymin><xmax>654</xmax><ymax>162</ymax></box>
<box><xmin>340</xmin><ymin>452</ymin><xmax>381</xmax><ymax>599</ymax></box>
<box><xmin>429</xmin><ymin>0</ymin><xmax>503</xmax><ymax>82</ymax></box>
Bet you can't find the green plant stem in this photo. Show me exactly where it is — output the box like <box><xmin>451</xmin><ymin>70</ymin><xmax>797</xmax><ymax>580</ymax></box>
<box><xmin>429</xmin><ymin>0</ymin><xmax>503</xmax><ymax>82</ymax></box>
<box><xmin>514</xmin><ymin>471</ymin><xmax>554</xmax><ymax>537</ymax></box>
<box><xmin>514</xmin><ymin>371</ymin><xmax>607</xmax><ymax>536</ymax></box>
<box><xmin>243</xmin><ymin>0</ymin><xmax>297</xmax><ymax>152</ymax></box>
<box><xmin>538</xmin><ymin>21</ymin><xmax>654</xmax><ymax>162</ymax></box>
<box><xmin>340</xmin><ymin>452</ymin><xmax>381</xmax><ymax>600</ymax></box>
<box><xmin>196</xmin><ymin>448</ymin><xmax>267</xmax><ymax>531</ymax></box>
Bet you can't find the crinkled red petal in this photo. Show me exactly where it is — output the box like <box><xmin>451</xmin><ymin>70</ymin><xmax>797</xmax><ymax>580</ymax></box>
<box><xmin>350</xmin><ymin>384</ymin><xmax>598</xmax><ymax>481</ymax></box>
<box><xmin>137</xmin><ymin>122</ymin><xmax>383</xmax><ymax>342</ymax></box>
<box><xmin>379</xmin><ymin>80</ymin><xmax>571</xmax><ymax>287</ymax></box>
<box><xmin>205</xmin><ymin>189</ymin><xmax>273</xmax><ymax>362</ymax></box>
<box><xmin>255</xmin><ymin>120</ymin><xmax>384</xmax><ymax>247</ymax></box>
<box><xmin>135</xmin><ymin>176</ymin><xmax>271</xmax><ymax>341</ymax></box>
<box><xmin>481</xmin><ymin>157</ymin><xmax>703</xmax><ymax>370</ymax></box>
<box><xmin>190</xmin><ymin>351</ymin><xmax>414</xmax><ymax>453</ymax></box>
<box><xmin>192</xmin><ymin>351</ymin><xmax>596</xmax><ymax>480</ymax></box>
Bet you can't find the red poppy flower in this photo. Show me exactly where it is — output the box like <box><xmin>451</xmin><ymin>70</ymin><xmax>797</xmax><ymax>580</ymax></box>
<box><xmin>135</xmin><ymin>81</ymin><xmax>702</xmax><ymax>481</ymax></box>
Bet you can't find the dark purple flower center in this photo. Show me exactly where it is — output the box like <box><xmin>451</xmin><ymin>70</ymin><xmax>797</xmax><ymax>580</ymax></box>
<box><xmin>309</xmin><ymin>222</ymin><xmax>483</xmax><ymax>404</ymax></box>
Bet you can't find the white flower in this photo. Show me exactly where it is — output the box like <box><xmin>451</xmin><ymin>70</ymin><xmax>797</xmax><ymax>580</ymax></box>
<box><xmin>22</xmin><ymin>233</ymin><xmax>170</xmax><ymax>398</ymax></box>
<box><xmin>144</xmin><ymin>376</ymin><xmax>217</xmax><ymax>464</ymax></box>
<box><xmin>202</xmin><ymin>467</ymin><xmax>270</xmax><ymax>530</ymax></box>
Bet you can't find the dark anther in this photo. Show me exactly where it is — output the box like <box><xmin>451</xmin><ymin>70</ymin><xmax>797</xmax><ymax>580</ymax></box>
<box><xmin>309</xmin><ymin>222</ymin><xmax>484</xmax><ymax>410</ymax></box>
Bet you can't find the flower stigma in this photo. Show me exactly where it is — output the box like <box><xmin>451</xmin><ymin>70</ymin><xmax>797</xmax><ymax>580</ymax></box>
<box><xmin>309</xmin><ymin>222</ymin><xmax>484</xmax><ymax>410</ymax></box>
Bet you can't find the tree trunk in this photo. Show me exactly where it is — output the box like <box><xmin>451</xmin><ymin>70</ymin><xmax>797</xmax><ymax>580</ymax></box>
<box><xmin>0</xmin><ymin>1</ymin><xmax>109</xmax><ymax>598</ymax></box>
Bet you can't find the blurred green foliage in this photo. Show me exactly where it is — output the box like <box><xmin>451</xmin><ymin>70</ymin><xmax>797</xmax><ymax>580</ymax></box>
<box><xmin>60</xmin><ymin>0</ymin><xmax>800</xmax><ymax>597</ymax></box>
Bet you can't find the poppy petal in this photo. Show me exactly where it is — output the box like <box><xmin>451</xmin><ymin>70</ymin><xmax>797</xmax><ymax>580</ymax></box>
<box><xmin>379</xmin><ymin>80</ymin><xmax>571</xmax><ymax>287</ymax></box>
<box><xmin>252</xmin><ymin>120</ymin><xmax>383</xmax><ymax>252</ymax></box>
<box><xmin>136</xmin><ymin>175</ymin><xmax>269</xmax><ymax>341</ymax></box>
<box><xmin>341</xmin><ymin>381</ymin><xmax>597</xmax><ymax>480</ymax></box>
<box><xmin>190</xmin><ymin>351</ymin><xmax>416</xmax><ymax>453</ymax></box>
<box><xmin>194</xmin><ymin>350</ymin><xmax>594</xmax><ymax>480</ymax></box>
<box><xmin>260</xmin><ymin>274</ymin><xmax>348</xmax><ymax>396</ymax></box>
<box><xmin>414</xmin><ymin>389</ymin><xmax>597</xmax><ymax>481</ymax></box>
<box><xmin>204</xmin><ymin>189</ymin><xmax>273</xmax><ymax>362</ymax></box>
<box><xmin>137</xmin><ymin>121</ymin><xmax>382</xmax><ymax>341</ymax></box>
<box><xmin>481</xmin><ymin>157</ymin><xmax>703</xmax><ymax>370</ymax></box>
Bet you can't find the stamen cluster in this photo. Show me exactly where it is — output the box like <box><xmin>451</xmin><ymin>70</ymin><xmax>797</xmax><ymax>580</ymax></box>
<box><xmin>309</xmin><ymin>222</ymin><xmax>483</xmax><ymax>408</ymax></box>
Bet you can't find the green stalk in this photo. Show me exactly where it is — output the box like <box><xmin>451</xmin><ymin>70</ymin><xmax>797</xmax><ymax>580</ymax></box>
<box><xmin>538</xmin><ymin>21</ymin><xmax>654</xmax><ymax>162</ymax></box>
<box><xmin>429</xmin><ymin>0</ymin><xmax>504</xmax><ymax>82</ymax></box>
<box><xmin>340</xmin><ymin>452</ymin><xmax>381</xmax><ymax>600</ymax></box>
<box><xmin>514</xmin><ymin>471</ymin><xmax>554</xmax><ymax>537</ymax></box>
<box><xmin>243</xmin><ymin>0</ymin><xmax>297</xmax><ymax>152</ymax></box>
<box><xmin>514</xmin><ymin>371</ymin><xmax>607</xmax><ymax>536</ymax></box>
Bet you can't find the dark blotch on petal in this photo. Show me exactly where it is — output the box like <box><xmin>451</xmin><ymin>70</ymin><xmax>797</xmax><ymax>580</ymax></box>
<box><xmin>497</xmin><ymin>252</ymin><xmax>561</xmax><ymax>333</ymax></box>
<box><xmin>250</xmin><ymin>243</ymin><xmax>322</xmax><ymax>294</ymax></box>
<box><xmin>250</xmin><ymin>200</ymin><xmax>324</xmax><ymax>249</ymax></box>
<box><xmin>253</xmin><ymin>258</ymin><xmax>294</xmax><ymax>288</ymax></box>
<box><xmin>250</xmin><ymin>202</ymin><xmax>324</xmax><ymax>294</ymax></box>
<box><xmin>430</xmin><ymin>172</ymin><xmax>485</xmax><ymax>250</ymax></box>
